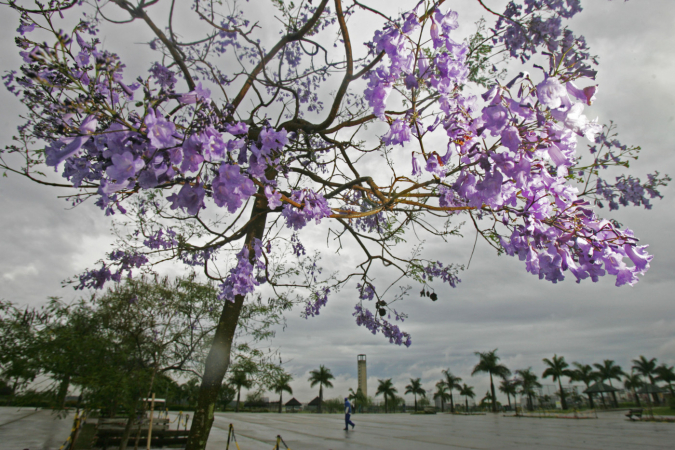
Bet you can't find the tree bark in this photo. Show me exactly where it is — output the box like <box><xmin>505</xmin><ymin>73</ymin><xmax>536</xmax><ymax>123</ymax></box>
<box><xmin>184</xmin><ymin>194</ymin><xmax>268</xmax><ymax>450</ymax></box>
<box><xmin>278</xmin><ymin>393</ymin><xmax>282</xmax><ymax>413</ymax></box>
<box><xmin>235</xmin><ymin>389</ymin><xmax>241</xmax><ymax>413</ymax></box>
<box><xmin>558</xmin><ymin>379</ymin><xmax>567</xmax><ymax>410</ymax></box>
<box><xmin>57</xmin><ymin>374</ymin><xmax>70</xmax><ymax>410</ymax></box>
<box><xmin>118</xmin><ymin>404</ymin><xmax>137</xmax><ymax>450</ymax></box>
<box><xmin>648</xmin><ymin>376</ymin><xmax>660</xmax><ymax>405</ymax></box>
<box><xmin>449</xmin><ymin>390</ymin><xmax>455</xmax><ymax>413</ymax></box>
<box><xmin>489</xmin><ymin>373</ymin><xmax>497</xmax><ymax>413</ymax></box>
<box><xmin>318</xmin><ymin>385</ymin><xmax>323</xmax><ymax>413</ymax></box>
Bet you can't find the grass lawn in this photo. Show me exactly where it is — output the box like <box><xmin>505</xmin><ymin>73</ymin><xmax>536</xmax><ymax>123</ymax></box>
<box><xmin>646</xmin><ymin>406</ymin><xmax>675</xmax><ymax>417</ymax></box>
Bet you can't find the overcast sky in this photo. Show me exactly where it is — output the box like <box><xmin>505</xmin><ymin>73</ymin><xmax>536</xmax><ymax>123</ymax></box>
<box><xmin>1</xmin><ymin>0</ymin><xmax>674</xmax><ymax>406</ymax></box>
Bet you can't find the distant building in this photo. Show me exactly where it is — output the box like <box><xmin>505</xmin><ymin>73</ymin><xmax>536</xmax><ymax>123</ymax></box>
<box><xmin>285</xmin><ymin>397</ymin><xmax>302</xmax><ymax>412</ymax></box>
<box><xmin>357</xmin><ymin>354</ymin><xmax>367</xmax><ymax>398</ymax></box>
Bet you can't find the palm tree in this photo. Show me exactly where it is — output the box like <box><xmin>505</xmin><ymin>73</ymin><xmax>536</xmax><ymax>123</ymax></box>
<box><xmin>472</xmin><ymin>349</ymin><xmax>511</xmax><ymax>413</ymax></box>
<box><xmin>542</xmin><ymin>354</ymin><xmax>574</xmax><ymax>410</ymax></box>
<box><xmin>593</xmin><ymin>360</ymin><xmax>623</xmax><ymax>408</ymax></box>
<box><xmin>348</xmin><ymin>387</ymin><xmax>368</xmax><ymax>413</ymax></box>
<box><xmin>441</xmin><ymin>369</ymin><xmax>462</xmax><ymax>413</ymax></box>
<box><xmin>655</xmin><ymin>364</ymin><xmax>675</xmax><ymax>397</ymax></box>
<box><xmin>268</xmin><ymin>372</ymin><xmax>293</xmax><ymax>413</ymax></box>
<box><xmin>308</xmin><ymin>365</ymin><xmax>334</xmax><ymax>413</ymax></box>
<box><xmin>572</xmin><ymin>362</ymin><xmax>597</xmax><ymax>409</ymax></box>
<box><xmin>404</xmin><ymin>378</ymin><xmax>426</xmax><ymax>412</ymax></box>
<box><xmin>623</xmin><ymin>373</ymin><xmax>643</xmax><ymax>407</ymax></box>
<box><xmin>459</xmin><ymin>384</ymin><xmax>475</xmax><ymax>413</ymax></box>
<box><xmin>229</xmin><ymin>370</ymin><xmax>253</xmax><ymax>412</ymax></box>
<box><xmin>375</xmin><ymin>378</ymin><xmax>397</xmax><ymax>413</ymax></box>
<box><xmin>515</xmin><ymin>368</ymin><xmax>541</xmax><ymax>411</ymax></box>
<box><xmin>433</xmin><ymin>381</ymin><xmax>451</xmax><ymax>413</ymax></box>
<box><xmin>632</xmin><ymin>356</ymin><xmax>660</xmax><ymax>405</ymax></box>
<box><xmin>499</xmin><ymin>378</ymin><xmax>518</xmax><ymax>410</ymax></box>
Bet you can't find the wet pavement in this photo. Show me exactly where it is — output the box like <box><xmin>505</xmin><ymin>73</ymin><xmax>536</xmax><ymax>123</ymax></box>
<box><xmin>205</xmin><ymin>411</ymin><xmax>675</xmax><ymax>450</ymax></box>
<box><xmin>0</xmin><ymin>407</ymin><xmax>74</xmax><ymax>450</ymax></box>
<box><xmin>2</xmin><ymin>407</ymin><xmax>674</xmax><ymax>450</ymax></box>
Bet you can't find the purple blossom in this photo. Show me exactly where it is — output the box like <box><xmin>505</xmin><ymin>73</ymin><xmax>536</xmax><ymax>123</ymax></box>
<box><xmin>501</xmin><ymin>126</ymin><xmax>522</xmax><ymax>152</ymax></box>
<box><xmin>537</xmin><ymin>77</ymin><xmax>568</xmax><ymax>109</ymax></box>
<box><xmin>178</xmin><ymin>82</ymin><xmax>211</xmax><ymax>104</ymax></box>
<box><xmin>149</xmin><ymin>63</ymin><xmax>177</xmax><ymax>88</ymax></box>
<box><xmin>281</xmin><ymin>189</ymin><xmax>331</xmax><ymax>230</ymax></box>
<box><xmin>381</xmin><ymin>119</ymin><xmax>412</xmax><ymax>146</ymax></box>
<box><xmin>167</xmin><ymin>183</ymin><xmax>205</xmax><ymax>215</ymax></box>
<box><xmin>212</xmin><ymin>164</ymin><xmax>257</xmax><ymax>213</ymax></box>
<box><xmin>302</xmin><ymin>287</ymin><xmax>331</xmax><ymax>318</ymax></box>
<box><xmin>481</xmin><ymin>104</ymin><xmax>509</xmax><ymax>136</ymax></box>
<box><xmin>144</xmin><ymin>109</ymin><xmax>177</xmax><ymax>148</ymax></box>
<box><xmin>106</xmin><ymin>151</ymin><xmax>145</xmax><ymax>181</ymax></box>
<box><xmin>218</xmin><ymin>240</ymin><xmax>264</xmax><ymax>302</ymax></box>
<box><xmin>353</xmin><ymin>304</ymin><xmax>411</xmax><ymax>347</ymax></box>
<box><xmin>265</xmin><ymin>186</ymin><xmax>282</xmax><ymax>209</ymax></box>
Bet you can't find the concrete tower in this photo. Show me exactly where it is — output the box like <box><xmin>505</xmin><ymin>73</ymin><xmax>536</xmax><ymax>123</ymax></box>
<box><xmin>357</xmin><ymin>354</ymin><xmax>367</xmax><ymax>397</ymax></box>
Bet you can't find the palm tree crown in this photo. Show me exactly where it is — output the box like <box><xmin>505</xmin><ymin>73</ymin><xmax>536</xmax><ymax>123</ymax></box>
<box><xmin>269</xmin><ymin>372</ymin><xmax>293</xmax><ymax>413</ymax></box>
<box><xmin>593</xmin><ymin>359</ymin><xmax>623</xmax><ymax>407</ymax></box>
<box><xmin>405</xmin><ymin>377</ymin><xmax>426</xmax><ymax>412</ymax></box>
<box><xmin>655</xmin><ymin>364</ymin><xmax>675</xmax><ymax>396</ymax></box>
<box><xmin>229</xmin><ymin>370</ymin><xmax>253</xmax><ymax>412</ymax></box>
<box><xmin>459</xmin><ymin>383</ymin><xmax>475</xmax><ymax>412</ymax></box>
<box><xmin>433</xmin><ymin>381</ymin><xmax>451</xmax><ymax>413</ymax></box>
<box><xmin>623</xmin><ymin>373</ymin><xmax>643</xmax><ymax>408</ymax></box>
<box><xmin>515</xmin><ymin>367</ymin><xmax>541</xmax><ymax>411</ymax></box>
<box><xmin>498</xmin><ymin>378</ymin><xmax>518</xmax><ymax>409</ymax></box>
<box><xmin>375</xmin><ymin>378</ymin><xmax>397</xmax><ymax>413</ymax></box>
<box><xmin>308</xmin><ymin>365</ymin><xmax>334</xmax><ymax>413</ymax></box>
<box><xmin>472</xmin><ymin>349</ymin><xmax>511</xmax><ymax>413</ymax></box>
<box><xmin>442</xmin><ymin>369</ymin><xmax>462</xmax><ymax>413</ymax></box>
<box><xmin>572</xmin><ymin>362</ymin><xmax>598</xmax><ymax>409</ymax></box>
<box><xmin>542</xmin><ymin>354</ymin><xmax>574</xmax><ymax>410</ymax></box>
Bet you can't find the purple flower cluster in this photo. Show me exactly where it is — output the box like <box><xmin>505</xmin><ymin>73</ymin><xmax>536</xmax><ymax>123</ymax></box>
<box><xmin>422</xmin><ymin>262</ymin><xmax>461</xmax><ymax>288</ymax></box>
<box><xmin>143</xmin><ymin>228</ymin><xmax>178</xmax><ymax>250</ymax></box>
<box><xmin>302</xmin><ymin>287</ymin><xmax>331</xmax><ymax>318</ymax></box>
<box><xmin>75</xmin><ymin>250</ymin><xmax>149</xmax><ymax>290</ymax></box>
<box><xmin>218</xmin><ymin>239</ymin><xmax>265</xmax><ymax>302</ymax></box>
<box><xmin>281</xmin><ymin>189</ymin><xmax>332</xmax><ymax>230</ymax></box>
<box><xmin>353</xmin><ymin>304</ymin><xmax>411</xmax><ymax>347</ymax></box>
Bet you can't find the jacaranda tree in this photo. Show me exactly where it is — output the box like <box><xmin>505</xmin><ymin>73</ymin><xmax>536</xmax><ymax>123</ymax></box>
<box><xmin>0</xmin><ymin>0</ymin><xmax>668</xmax><ymax>447</ymax></box>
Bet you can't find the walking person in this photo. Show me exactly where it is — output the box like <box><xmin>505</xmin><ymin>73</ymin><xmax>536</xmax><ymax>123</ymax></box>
<box><xmin>344</xmin><ymin>398</ymin><xmax>355</xmax><ymax>431</ymax></box>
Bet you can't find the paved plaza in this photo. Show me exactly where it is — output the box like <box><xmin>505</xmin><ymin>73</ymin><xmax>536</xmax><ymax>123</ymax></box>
<box><xmin>1</xmin><ymin>407</ymin><xmax>674</xmax><ymax>450</ymax></box>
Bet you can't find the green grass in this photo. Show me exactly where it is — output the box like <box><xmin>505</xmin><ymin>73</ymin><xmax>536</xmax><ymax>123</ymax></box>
<box><xmin>645</xmin><ymin>406</ymin><xmax>675</xmax><ymax>417</ymax></box>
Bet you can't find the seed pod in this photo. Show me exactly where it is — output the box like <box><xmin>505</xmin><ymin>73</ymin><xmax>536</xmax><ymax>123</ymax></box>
<box><xmin>379</xmin><ymin>308</ymin><xmax>386</xmax><ymax>316</ymax></box>
<box><xmin>430</xmin><ymin>293</ymin><xmax>438</xmax><ymax>301</ymax></box>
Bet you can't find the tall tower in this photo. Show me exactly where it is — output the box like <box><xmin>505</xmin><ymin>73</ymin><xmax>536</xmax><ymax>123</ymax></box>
<box><xmin>357</xmin><ymin>354</ymin><xmax>367</xmax><ymax>398</ymax></box>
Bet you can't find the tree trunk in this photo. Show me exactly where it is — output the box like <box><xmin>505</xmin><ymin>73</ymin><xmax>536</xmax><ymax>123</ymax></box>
<box><xmin>319</xmin><ymin>385</ymin><xmax>323</xmax><ymax>413</ymax></box>
<box><xmin>558</xmin><ymin>379</ymin><xmax>567</xmax><ymax>410</ymax></box>
<box><xmin>632</xmin><ymin>388</ymin><xmax>641</xmax><ymax>407</ymax></box>
<box><xmin>236</xmin><ymin>389</ymin><xmax>241</xmax><ymax>413</ymax></box>
<box><xmin>648</xmin><ymin>376</ymin><xmax>660</xmax><ymax>405</ymax></box>
<box><xmin>449</xmin><ymin>390</ymin><xmax>455</xmax><ymax>413</ymax></box>
<box><xmin>506</xmin><ymin>393</ymin><xmax>511</xmax><ymax>409</ymax></box>
<box><xmin>587</xmin><ymin>393</ymin><xmax>594</xmax><ymax>409</ymax></box>
<box><xmin>414</xmin><ymin>395</ymin><xmax>417</xmax><ymax>412</ymax></box>
<box><xmin>441</xmin><ymin>399</ymin><xmax>444</xmax><ymax>413</ymax></box>
<box><xmin>465</xmin><ymin>398</ymin><xmax>468</xmax><ymax>412</ymax></box>
<box><xmin>118</xmin><ymin>404</ymin><xmax>138</xmax><ymax>450</ymax></box>
<box><xmin>600</xmin><ymin>392</ymin><xmax>606</xmax><ymax>408</ymax></box>
<box><xmin>184</xmin><ymin>194</ymin><xmax>268</xmax><ymax>450</ymax></box>
<box><xmin>279</xmin><ymin>393</ymin><xmax>282</xmax><ymax>414</ymax></box>
<box><xmin>489</xmin><ymin>373</ymin><xmax>497</xmax><ymax>413</ymax></box>
<box><xmin>57</xmin><ymin>374</ymin><xmax>71</xmax><ymax>410</ymax></box>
